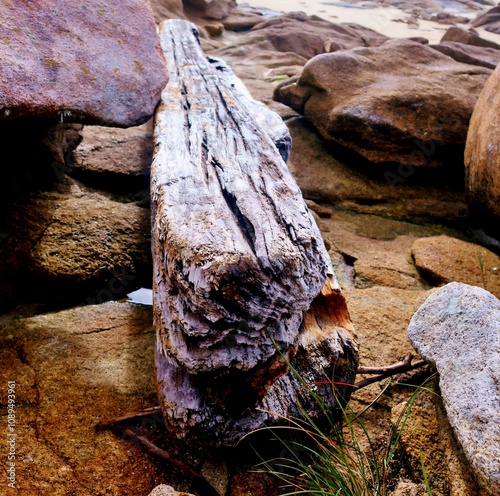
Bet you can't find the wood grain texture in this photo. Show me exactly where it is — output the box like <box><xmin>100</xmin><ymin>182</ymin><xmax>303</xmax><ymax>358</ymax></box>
<box><xmin>152</xmin><ymin>20</ymin><xmax>357</xmax><ymax>445</ymax></box>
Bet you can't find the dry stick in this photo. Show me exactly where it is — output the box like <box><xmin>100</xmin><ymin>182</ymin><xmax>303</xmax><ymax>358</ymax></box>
<box><xmin>121</xmin><ymin>427</ymin><xmax>220</xmax><ymax>496</ymax></box>
<box><xmin>95</xmin><ymin>406</ymin><xmax>162</xmax><ymax>431</ymax></box>
<box><xmin>97</xmin><ymin>413</ymin><xmax>220</xmax><ymax>496</ymax></box>
<box><xmin>354</xmin><ymin>354</ymin><xmax>427</xmax><ymax>390</ymax></box>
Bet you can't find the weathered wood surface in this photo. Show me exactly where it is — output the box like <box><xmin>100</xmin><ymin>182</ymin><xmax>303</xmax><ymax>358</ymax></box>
<box><xmin>152</xmin><ymin>19</ymin><xmax>358</xmax><ymax>445</ymax></box>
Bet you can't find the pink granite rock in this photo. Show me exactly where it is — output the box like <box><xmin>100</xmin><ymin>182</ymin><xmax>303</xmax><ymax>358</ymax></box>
<box><xmin>0</xmin><ymin>0</ymin><xmax>168</xmax><ymax>126</ymax></box>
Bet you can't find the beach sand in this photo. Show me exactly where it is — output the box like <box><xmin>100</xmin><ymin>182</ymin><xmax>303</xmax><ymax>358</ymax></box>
<box><xmin>240</xmin><ymin>0</ymin><xmax>500</xmax><ymax>45</ymax></box>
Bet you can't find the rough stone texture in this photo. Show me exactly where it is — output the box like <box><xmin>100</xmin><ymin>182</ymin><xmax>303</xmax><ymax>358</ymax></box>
<box><xmin>148</xmin><ymin>486</ymin><xmax>195</xmax><ymax>496</ymax></box>
<box><xmin>1</xmin><ymin>190</ymin><xmax>151</xmax><ymax>302</ymax></box>
<box><xmin>221</xmin><ymin>4</ymin><xmax>277</xmax><ymax>32</ymax></box>
<box><xmin>389</xmin><ymin>479</ymin><xmax>429</xmax><ymax>496</ymax></box>
<box><xmin>472</xmin><ymin>5</ymin><xmax>500</xmax><ymax>34</ymax></box>
<box><xmin>216</xmin><ymin>12</ymin><xmax>388</xmax><ymax>61</ymax></box>
<box><xmin>464</xmin><ymin>60</ymin><xmax>500</xmax><ymax>239</ymax></box>
<box><xmin>71</xmin><ymin>121</ymin><xmax>153</xmax><ymax>179</ymax></box>
<box><xmin>0</xmin><ymin>302</ymin><xmax>191</xmax><ymax>495</ymax></box>
<box><xmin>441</xmin><ymin>26</ymin><xmax>500</xmax><ymax>50</ymax></box>
<box><xmin>274</xmin><ymin>39</ymin><xmax>492</xmax><ymax>168</ymax></box>
<box><xmin>344</xmin><ymin>284</ymin><xmax>487</xmax><ymax>496</ymax></box>
<box><xmin>319</xmin><ymin>209</ymin><xmax>436</xmax><ymax>290</ymax></box>
<box><xmin>149</xmin><ymin>0</ymin><xmax>186</xmax><ymax>22</ymax></box>
<box><xmin>0</xmin><ymin>0</ymin><xmax>168</xmax><ymax>126</ymax></box>
<box><xmin>408</xmin><ymin>283</ymin><xmax>500</xmax><ymax>495</ymax></box>
<box><xmin>183</xmin><ymin>0</ymin><xmax>236</xmax><ymax>20</ymax></box>
<box><xmin>411</xmin><ymin>235</ymin><xmax>500</xmax><ymax>298</ymax></box>
<box><xmin>430</xmin><ymin>41</ymin><xmax>500</xmax><ymax>69</ymax></box>
<box><xmin>284</xmin><ymin>117</ymin><xmax>468</xmax><ymax>226</ymax></box>
<box><xmin>344</xmin><ymin>286</ymin><xmax>428</xmax><ymax>366</ymax></box>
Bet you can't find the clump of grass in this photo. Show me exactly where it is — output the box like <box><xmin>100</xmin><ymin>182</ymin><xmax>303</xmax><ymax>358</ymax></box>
<box><xmin>252</xmin><ymin>368</ymin><xmax>433</xmax><ymax>496</ymax></box>
<box><xmin>477</xmin><ymin>251</ymin><xmax>488</xmax><ymax>291</ymax></box>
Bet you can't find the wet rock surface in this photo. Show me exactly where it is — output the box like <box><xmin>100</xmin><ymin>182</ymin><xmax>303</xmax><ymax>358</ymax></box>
<box><xmin>0</xmin><ymin>0</ymin><xmax>168</xmax><ymax>126</ymax></box>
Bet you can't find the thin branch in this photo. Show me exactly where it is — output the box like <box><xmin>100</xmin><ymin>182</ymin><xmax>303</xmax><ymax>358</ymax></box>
<box><xmin>120</xmin><ymin>428</ymin><xmax>221</xmax><ymax>496</ymax></box>
<box><xmin>354</xmin><ymin>354</ymin><xmax>427</xmax><ymax>390</ymax></box>
<box><xmin>95</xmin><ymin>406</ymin><xmax>162</xmax><ymax>431</ymax></box>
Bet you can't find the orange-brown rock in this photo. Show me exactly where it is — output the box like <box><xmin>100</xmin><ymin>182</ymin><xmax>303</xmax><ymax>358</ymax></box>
<box><xmin>218</xmin><ymin>12</ymin><xmax>388</xmax><ymax>60</ymax></box>
<box><xmin>411</xmin><ymin>235</ymin><xmax>500</xmax><ymax>298</ymax></box>
<box><xmin>464</xmin><ymin>61</ymin><xmax>500</xmax><ymax>239</ymax></box>
<box><xmin>184</xmin><ymin>0</ymin><xmax>236</xmax><ymax>20</ymax></box>
<box><xmin>441</xmin><ymin>25</ymin><xmax>500</xmax><ymax>50</ymax></box>
<box><xmin>430</xmin><ymin>41</ymin><xmax>500</xmax><ymax>69</ymax></box>
<box><xmin>274</xmin><ymin>39</ymin><xmax>491</xmax><ymax>168</ymax></box>
<box><xmin>0</xmin><ymin>1</ymin><xmax>168</xmax><ymax>126</ymax></box>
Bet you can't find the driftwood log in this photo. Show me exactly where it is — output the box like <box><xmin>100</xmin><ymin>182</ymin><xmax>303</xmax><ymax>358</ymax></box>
<box><xmin>152</xmin><ymin>19</ymin><xmax>358</xmax><ymax>446</ymax></box>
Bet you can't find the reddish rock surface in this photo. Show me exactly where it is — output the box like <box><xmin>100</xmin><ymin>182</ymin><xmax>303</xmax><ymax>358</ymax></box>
<box><xmin>184</xmin><ymin>0</ymin><xmax>236</xmax><ymax>19</ymax></box>
<box><xmin>274</xmin><ymin>39</ymin><xmax>491</xmax><ymax>168</ymax></box>
<box><xmin>441</xmin><ymin>26</ymin><xmax>500</xmax><ymax>50</ymax></box>
<box><xmin>0</xmin><ymin>0</ymin><xmax>168</xmax><ymax>126</ymax></box>
<box><xmin>217</xmin><ymin>12</ymin><xmax>388</xmax><ymax>60</ymax></box>
<box><xmin>430</xmin><ymin>41</ymin><xmax>500</xmax><ymax>69</ymax></box>
<box><xmin>465</xmin><ymin>60</ymin><xmax>500</xmax><ymax>239</ymax></box>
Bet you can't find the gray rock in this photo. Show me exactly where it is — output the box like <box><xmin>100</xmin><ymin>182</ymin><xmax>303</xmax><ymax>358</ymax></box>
<box><xmin>408</xmin><ymin>282</ymin><xmax>500</xmax><ymax>496</ymax></box>
<box><xmin>148</xmin><ymin>486</ymin><xmax>195</xmax><ymax>496</ymax></box>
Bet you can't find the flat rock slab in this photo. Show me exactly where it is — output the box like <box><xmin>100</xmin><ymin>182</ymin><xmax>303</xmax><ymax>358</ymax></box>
<box><xmin>411</xmin><ymin>235</ymin><xmax>500</xmax><ymax>298</ymax></box>
<box><xmin>0</xmin><ymin>0</ymin><xmax>168</xmax><ymax>126</ymax></box>
<box><xmin>1</xmin><ymin>191</ymin><xmax>151</xmax><ymax>302</ymax></box>
<box><xmin>215</xmin><ymin>12</ymin><xmax>388</xmax><ymax>61</ymax></box>
<box><xmin>274</xmin><ymin>39</ymin><xmax>491</xmax><ymax>168</ymax></box>
<box><xmin>0</xmin><ymin>302</ymin><xmax>188</xmax><ymax>495</ymax></box>
<box><xmin>430</xmin><ymin>41</ymin><xmax>500</xmax><ymax>69</ymax></box>
<box><xmin>72</xmin><ymin>121</ymin><xmax>154</xmax><ymax>178</ymax></box>
<box><xmin>408</xmin><ymin>282</ymin><xmax>500</xmax><ymax>495</ymax></box>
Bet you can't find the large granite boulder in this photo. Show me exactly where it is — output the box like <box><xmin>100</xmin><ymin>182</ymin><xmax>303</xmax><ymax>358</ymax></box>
<box><xmin>0</xmin><ymin>0</ymin><xmax>168</xmax><ymax>126</ymax></box>
<box><xmin>274</xmin><ymin>39</ymin><xmax>491</xmax><ymax>168</ymax></box>
<box><xmin>464</xmin><ymin>61</ymin><xmax>500</xmax><ymax>239</ymax></box>
<box><xmin>408</xmin><ymin>283</ymin><xmax>500</xmax><ymax>496</ymax></box>
<box><xmin>216</xmin><ymin>12</ymin><xmax>388</xmax><ymax>61</ymax></box>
